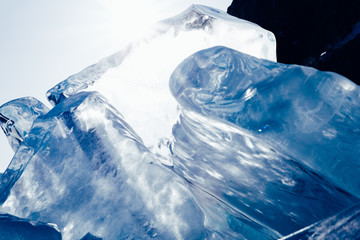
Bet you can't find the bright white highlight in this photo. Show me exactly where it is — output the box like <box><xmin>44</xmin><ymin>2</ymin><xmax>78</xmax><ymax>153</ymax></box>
<box><xmin>0</xmin><ymin>0</ymin><xmax>231</xmax><ymax>172</ymax></box>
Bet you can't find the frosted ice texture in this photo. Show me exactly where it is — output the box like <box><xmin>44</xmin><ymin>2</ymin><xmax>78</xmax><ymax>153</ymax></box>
<box><xmin>170</xmin><ymin>46</ymin><xmax>360</xmax><ymax>200</ymax></box>
<box><xmin>0</xmin><ymin>213</ymin><xmax>61</xmax><ymax>240</ymax></box>
<box><xmin>46</xmin><ymin>4</ymin><xmax>276</xmax><ymax>157</ymax></box>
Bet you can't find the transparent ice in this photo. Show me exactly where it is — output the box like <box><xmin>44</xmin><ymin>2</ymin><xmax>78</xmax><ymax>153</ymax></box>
<box><xmin>0</xmin><ymin>4</ymin><xmax>359</xmax><ymax>240</ymax></box>
<box><xmin>0</xmin><ymin>92</ymin><xmax>280</xmax><ymax>239</ymax></box>
<box><xmin>0</xmin><ymin>98</ymin><xmax>49</xmax><ymax>152</ymax></box>
<box><xmin>46</xmin><ymin>4</ymin><xmax>276</xmax><ymax>158</ymax></box>
<box><xmin>280</xmin><ymin>203</ymin><xmax>360</xmax><ymax>239</ymax></box>
<box><xmin>170</xmin><ymin>46</ymin><xmax>360</xmax><ymax>199</ymax></box>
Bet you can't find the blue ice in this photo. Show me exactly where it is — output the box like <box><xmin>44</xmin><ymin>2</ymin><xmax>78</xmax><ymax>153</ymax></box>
<box><xmin>0</xmin><ymin>13</ymin><xmax>359</xmax><ymax>240</ymax></box>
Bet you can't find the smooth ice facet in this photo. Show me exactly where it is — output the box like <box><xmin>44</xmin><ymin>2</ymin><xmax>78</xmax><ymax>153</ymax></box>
<box><xmin>170</xmin><ymin>46</ymin><xmax>360</xmax><ymax>200</ymax></box>
<box><xmin>170</xmin><ymin>109</ymin><xmax>357</xmax><ymax>236</ymax></box>
<box><xmin>281</xmin><ymin>203</ymin><xmax>360</xmax><ymax>240</ymax></box>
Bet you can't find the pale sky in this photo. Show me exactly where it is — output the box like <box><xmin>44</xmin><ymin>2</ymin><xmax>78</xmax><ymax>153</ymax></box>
<box><xmin>0</xmin><ymin>1</ymin><xmax>232</xmax><ymax>172</ymax></box>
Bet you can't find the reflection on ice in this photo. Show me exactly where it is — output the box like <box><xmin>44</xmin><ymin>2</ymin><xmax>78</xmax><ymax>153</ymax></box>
<box><xmin>0</xmin><ymin>98</ymin><xmax>49</xmax><ymax>152</ymax></box>
<box><xmin>0</xmin><ymin>5</ymin><xmax>359</xmax><ymax>240</ymax></box>
<box><xmin>0</xmin><ymin>92</ymin><xmax>212</xmax><ymax>239</ymax></box>
<box><xmin>171</xmin><ymin>109</ymin><xmax>356</xmax><ymax>235</ymax></box>
<box><xmin>46</xmin><ymin>4</ymin><xmax>276</xmax><ymax>157</ymax></box>
<box><xmin>170</xmin><ymin>46</ymin><xmax>360</xmax><ymax>199</ymax></box>
<box><xmin>281</xmin><ymin>203</ymin><xmax>360</xmax><ymax>240</ymax></box>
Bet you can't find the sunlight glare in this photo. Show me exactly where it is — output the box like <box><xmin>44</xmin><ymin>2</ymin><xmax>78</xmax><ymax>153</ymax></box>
<box><xmin>94</xmin><ymin>0</ymin><xmax>170</xmax><ymax>45</ymax></box>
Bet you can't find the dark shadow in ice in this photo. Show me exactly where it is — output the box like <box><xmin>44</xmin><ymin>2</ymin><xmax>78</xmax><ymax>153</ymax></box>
<box><xmin>0</xmin><ymin>91</ymin><xmax>279</xmax><ymax>239</ymax></box>
<box><xmin>281</xmin><ymin>203</ymin><xmax>360</xmax><ymax>240</ymax></box>
<box><xmin>0</xmin><ymin>213</ymin><xmax>61</xmax><ymax>240</ymax></box>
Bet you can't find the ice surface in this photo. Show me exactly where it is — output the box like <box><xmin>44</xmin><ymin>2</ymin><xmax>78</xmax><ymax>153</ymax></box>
<box><xmin>46</xmin><ymin>5</ymin><xmax>276</xmax><ymax>157</ymax></box>
<box><xmin>1</xmin><ymin>46</ymin><xmax>358</xmax><ymax>238</ymax></box>
<box><xmin>0</xmin><ymin>98</ymin><xmax>49</xmax><ymax>152</ymax></box>
<box><xmin>170</xmin><ymin>46</ymin><xmax>360</xmax><ymax>199</ymax></box>
<box><xmin>0</xmin><ymin>92</ymin><xmax>204</xmax><ymax>239</ymax></box>
<box><xmin>0</xmin><ymin>213</ymin><xmax>61</xmax><ymax>240</ymax></box>
<box><xmin>0</xmin><ymin>5</ymin><xmax>359</xmax><ymax>240</ymax></box>
<box><xmin>280</xmin><ymin>203</ymin><xmax>360</xmax><ymax>240</ymax></box>
<box><xmin>170</xmin><ymin>109</ymin><xmax>357</xmax><ymax>236</ymax></box>
<box><xmin>0</xmin><ymin>91</ymin><xmax>281</xmax><ymax>239</ymax></box>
